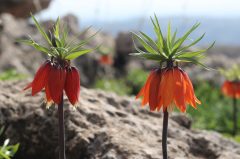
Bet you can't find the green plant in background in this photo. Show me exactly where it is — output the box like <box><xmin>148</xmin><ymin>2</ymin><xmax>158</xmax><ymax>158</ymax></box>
<box><xmin>219</xmin><ymin>65</ymin><xmax>240</xmax><ymax>81</ymax></box>
<box><xmin>126</xmin><ymin>69</ymin><xmax>148</xmax><ymax>94</ymax></box>
<box><xmin>189</xmin><ymin>82</ymin><xmax>235</xmax><ymax>132</ymax></box>
<box><xmin>0</xmin><ymin>126</ymin><xmax>19</xmax><ymax>159</ymax></box>
<box><xmin>94</xmin><ymin>69</ymin><xmax>148</xmax><ymax>96</ymax></box>
<box><xmin>0</xmin><ymin>139</ymin><xmax>19</xmax><ymax>159</ymax></box>
<box><xmin>220</xmin><ymin>65</ymin><xmax>240</xmax><ymax>136</ymax></box>
<box><xmin>98</xmin><ymin>46</ymin><xmax>113</xmax><ymax>56</ymax></box>
<box><xmin>94</xmin><ymin>78</ymin><xmax>131</xmax><ymax>95</ymax></box>
<box><xmin>223</xmin><ymin>133</ymin><xmax>240</xmax><ymax>143</ymax></box>
<box><xmin>0</xmin><ymin>69</ymin><xmax>27</xmax><ymax>81</ymax></box>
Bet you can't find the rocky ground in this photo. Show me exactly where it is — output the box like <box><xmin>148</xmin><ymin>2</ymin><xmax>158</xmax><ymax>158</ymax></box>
<box><xmin>0</xmin><ymin>80</ymin><xmax>239</xmax><ymax>159</ymax></box>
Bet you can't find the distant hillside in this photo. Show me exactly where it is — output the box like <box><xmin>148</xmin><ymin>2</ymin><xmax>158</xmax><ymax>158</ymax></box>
<box><xmin>82</xmin><ymin>16</ymin><xmax>240</xmax><ymax>46</ymax></box>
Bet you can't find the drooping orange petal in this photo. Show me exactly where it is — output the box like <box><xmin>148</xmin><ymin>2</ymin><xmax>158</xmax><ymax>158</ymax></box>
<box><xmin>223</xmin><ymin>81</ymin><xmax>228</xmax><ymax>96</ymax></box>
<box><xmin>136</xmin><ymin>71</ymin><xmax>153</xmax><ymax>98</ymax></box>
<box><xmin>136</xmin><ymin>70</ymin><xmax>155</xmax><ymax>106</ymax></box>
<box><xmin>48</xmin><ymin>66</ymin><xmax>66</xmax><ymax>104</ymax></box>
<box><xmin>149</xmin><ymin>70</ymin><xmax>162</xmax><ymax>111</ymax></box>
<box><xmin>31</xmin><ymin>61</ymin><xmax>51</xmax><ymax>96</ymax></box>
<box><xmin>65</xmin><ymin>67</ymin><xmax>80</xmax><ymax>106</ymax></box>
<box><xmin>45</xmin><ymin>83</ymin><xmax>53</xmax><ymax>103</ymax></box>
<box><xmin>160</xmin><ymin>68</ymin><xmax>174</xmax><ymax>111</ymax></box>
<box><xmin>222</xmin><ymin>81</ymin><xmax>232</xmax><ymax>97</ymax></box>
<box><xmin>173</xmin><ymin>68</ymin><xmax>186</xmax><ymax>112</ymax></box>
<box><xmin>222</xmin><ymin>81</ymin><xmax>240</xmax><ymax>99</ymax></box>
<box><xmin>23</xmin><ymin>82</ymin><xmax>32</xmax><ymax>91</ymax></box>
<box><xmin>182</xmin><ymin>70</ymin><xmax>201</xmax><ymax>107</ymax></box>
<box><xmin>235</xmin><ymin>82</ymin><xmax>240</xmax><ymax>98</ymax></box>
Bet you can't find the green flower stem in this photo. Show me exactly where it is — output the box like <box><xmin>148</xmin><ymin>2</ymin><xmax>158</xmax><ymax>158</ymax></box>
<box><xmin>162</xmin><ymin>110</ymin><xmax>169</xmax><ymax>159</ymax></box>
<box><xmin>233</xmin><ymin>98</ymin><xmax>238</xmax><ymax>136</ymax></box>
<box><xmin>58</xmin><ymin>95</ymin><xmax>66</xmax><ymax>159</ymax></box>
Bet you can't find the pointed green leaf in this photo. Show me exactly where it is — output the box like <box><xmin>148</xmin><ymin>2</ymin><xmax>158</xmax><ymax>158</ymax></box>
<box><xmin>18</xmin><ymin>39</ymin><xmax>51</xmax><ymax>55</ymax></box>
<box><xmin>139</xmin><ymin>31</ymin><xmax>158</xmax><ymax>50</ymax></box>
<box><xmin>65</xmin><ymin>47</ymin><xmax>97</xmax><ymax>60</ymax></box>
<box><xmin>150</xmin><ymin>15</ymin><xmax>164</xmax><ymax>52</ymax></box>
<box><xmin>69</xmin><ymin>30</ymin><xmax>99</xmax><ymax>53</ymax></box>
<box><xmin>177</xmin><ymin>33</ymin><xmax>205</xmax><ymax>52</ymax></box>
<box><xmin>176</xmin><ymin>57</ymin><xmax>213</xmax><ymax>70</ymax></box>
<box><xmin>171</xmin><ymin>29</ymin><xmax>177</xmax><ymax>44</ymax></box>
<box><xmin>54</xmin><ymin>17</ymin><xmax>60</xmax><ymax>39</ymax></box>
<box><xmin>166</xmin><ymin>22</ymin><xmax>172</xmax><ymax>52</ymax></box>
<box><xmin>130</xmin><ymin>52</ymin><xmax>165</xmax><ymax>61</ymax></box>
<box><xmin>152</xmin><ymin>14</ymin><xmax>169</xmax><ymax>55</ymax></box>
<box><xmin>54</xmin><ymin>36</ymin><xmax>63</xmax><ymax>48</ymax></box>
<box><xmin>132</xmin><ymin>32</ymin><xmax>158</xmax><ymax>54</ymax></box>
<box><xmin>176</xmin><ymin>51</ymin><xmax>205</xmax><ymax>58</ymax></box>
<box><xmin>61</xmin><ymin>25</ymin><xmax>69</xmax><ymax>47</ymax></box>
<box><xmin>139</xmin><ymin>31</ymin><xmax>167</xmax><ymax>57</ymax></box>
<box><xmin>31</xmin><ymin>14</ymin><xmax>52</xmax><ymax>45</ymax></box>
<box><xmin>171</xmin><ymin>23</ymin><xmax>200</xmax><ymax>54</ymax></box>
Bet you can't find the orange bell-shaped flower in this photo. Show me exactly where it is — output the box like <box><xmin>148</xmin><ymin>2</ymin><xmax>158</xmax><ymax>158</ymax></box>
<box><xmin>65</xmin><ymin>67</ymin><xmax>80</xmax><ymax>106</ymax></box>
<box><xmin>221</xmin><ymin>81</ymin><xmax>240</xmax><ymax>98</ymax></box>
<box><xmin>24</xmin><ymin>60</ymin><xmax>80</xmax><ymax>106</ymax></box>
<box><xmin>99</xmin><ymin>55</ymin><xmax>113</xmax><ymax>65</ymax></box>
<box><xmin>136</xmin><ymin>67</ymin><xmax>201</xmax><ymax>112</ymax></box>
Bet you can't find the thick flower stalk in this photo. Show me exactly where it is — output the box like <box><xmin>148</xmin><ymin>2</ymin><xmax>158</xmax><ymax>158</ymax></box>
<box><xmin>22</xmin><ymin>15</ymin><xmax>96</xmax><ymax>159</ymax></box>
<box><xmin>131</xmin><ymin>15</ymin><xmax>213</xmax><ymax>159</ymax></box>
<box><xmin>220</xmin><ymin>65</ymin><xmax>240</xmax><ymax>136</ymax></box>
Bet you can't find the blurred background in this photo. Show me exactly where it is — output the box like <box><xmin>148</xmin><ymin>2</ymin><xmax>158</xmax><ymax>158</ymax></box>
<box><xmin>0</xmin><ymin>0</ymin><xmax>240</xmax><ymax>143</ymax></box>
<box><xmin>40</xmin><ymin>0</ymin><xmax>240</xmax><ymax>46</ymax></box>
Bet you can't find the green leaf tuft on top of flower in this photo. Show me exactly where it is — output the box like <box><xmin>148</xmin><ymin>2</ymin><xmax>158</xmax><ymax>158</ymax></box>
<box><xmin>19</xmin><ymin>14</ymin><xmax>98</xmax><ymax>60</ymax></box>
<box><xmin>219</xmin><ymin>65</ymin><xmax>240</xmax><ymax>81</ymax></box>
<box><xmin>130</xmin><ymin>14</ymin><xmax>214</xmax><ymax>69</ymax></box>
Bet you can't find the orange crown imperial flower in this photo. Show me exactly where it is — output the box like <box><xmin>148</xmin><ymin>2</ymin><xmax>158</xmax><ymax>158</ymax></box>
<box><xmin>98</xmin><ymin>46</ymin><xmax>113</xmax><ymax>65</ymax></box>
<box><xmin>136</xmin><ymin>67</ymin><xmax>201</xmax><ymax>112</ymax></box>
<box><xmin>220</xmin><ymin>65</ymin><xmax>240</xmax><ymax>98</ymax></box>
<box><xmin>99</xmin><ymin>55</ymin><xmax>113</xmax><ymax>65</ymax></box>
<box><xmin>222</xmin><ymin>81</ymin><xmax>240</xmax><ymax>98</ymax></box>
<box><xmin>22</xmin><ymin>15</ymin><xmax>97</xmax><ymax>107</ymax></box>
<box><xmin>131</xmin><ymin>15</ymin><xmax>214</xmax><ymax>112</ymax></box>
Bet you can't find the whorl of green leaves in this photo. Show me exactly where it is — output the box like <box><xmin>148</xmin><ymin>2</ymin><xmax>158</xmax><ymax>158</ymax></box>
<box><xmin>219</xmin><ymin>65</ymin><xmax>240</xmax><ymax>81</ymax></box>
<box><xmin>130</xmin><ymin>14</ymin><xmax>214</xmax><ymax>69</ymax></box>
<box><xmin>19</xmin><ymin>14</ymin><xmax>97</xmax><ymax>60</ymax></box>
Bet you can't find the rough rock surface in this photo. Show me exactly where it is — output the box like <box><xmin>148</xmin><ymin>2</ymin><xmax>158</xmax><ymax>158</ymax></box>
<box><xmin>0</xmin><ymin>81</ymin><xmax>239</xmax><ymax>159</ymax></box>
<box><xmin>0</xmin><ymin>0</ymin><xmax>51</xmax><ymax>18</ymax></box>
<box><xmin>0</xmin><ymin>13</ymin><xmax>45</xmax><ymax>74</ymax></box>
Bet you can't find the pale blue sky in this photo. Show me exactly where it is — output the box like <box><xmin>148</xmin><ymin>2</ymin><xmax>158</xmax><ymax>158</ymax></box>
<box><xmin>39</xmin><ymin>0</ymin><xmax>240</xmax><ymax>45</ymax></box>
<box><xmin>40</xmin><ymin>0</ymin><xmax>240</xmax><ymax>21</ymax></box>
